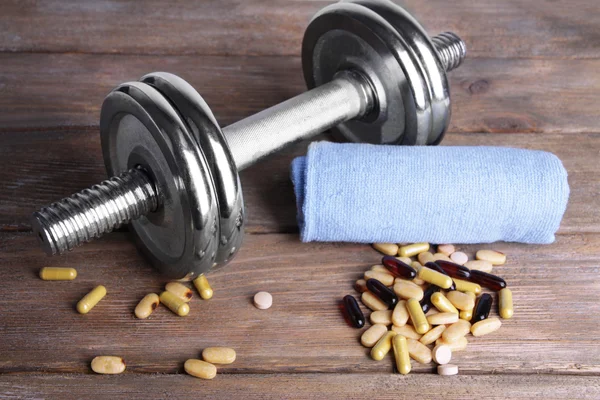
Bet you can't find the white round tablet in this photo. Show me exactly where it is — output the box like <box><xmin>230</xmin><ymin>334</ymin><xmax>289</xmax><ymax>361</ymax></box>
<box><xmin>432</xmin><ymin>344</ymin><xmax>452</xmax><ymax>365</ymax></box>
<box><xmin>253</xmin><ymin>291</ymin><xmax>273</xmax><ymax>310</ymax></box>
<box><xmin>437</xmin><ymin>364</ymin><xmax>459</xmax><ymax>376</ymax></box>
<box><xmin>450</xmin><ymin>251</ymin><xmax>469</xmax><ymax>265</ymax></box>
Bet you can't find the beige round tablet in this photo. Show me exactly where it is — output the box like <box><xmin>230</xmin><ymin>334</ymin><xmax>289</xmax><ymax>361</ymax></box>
<box><xmin>437</xmin><ymin>364</ymin><xmax>459</xmax><ymax>376</ymax></box>
<box><xmin>450</xmin><ymin>251</ymin><xmax>468</xmax><ymax>265</ymax></box>
<box><xmin>432</xmin><ymin>344</ymin><xmax>452</xmax><ymax>365</ymax></box>
<box><xmin>253</xmin><ymin>291</ymin><xmax>273</xmax><ymax>309</ymax></box>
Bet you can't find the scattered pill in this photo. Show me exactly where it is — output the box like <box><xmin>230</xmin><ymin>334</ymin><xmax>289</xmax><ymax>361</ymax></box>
<box><xmin>437</xmin><ymin>364</ymin><xmax>458</xmax><ymax>376</ymax></box>
<box><xmin>77</xmin><ymin>285</ymin><xmax>107</xmax><ymax>314</ymax></box>
<box><xmin>366</xmin><ymin>279</ymin><xmax>398</xmax><ymax>308</ymax></box>
<box><xmin>343</xmin><ymin>295</ymin><xmax>366</xmax><ymax>328</ymax></box>
<box><xmin>436</xmin><ymin>244</ymin><xmax>455</xmax><ymax>257</ymax></box>
<box><xmin>253</xmin><ymin>291</ymin><xmax>273</xmax><ymax>310</ymax></box>
<box><xmin>417</xmin><ymin>266</ymin><xmax>453</xmax><ymax>290</ymax></box>
<box><xmin>39</xmin><ymin>267</ymin><xmax>77</xmax><ymax>281</ymax></box>
<box><xmin>355</xmin><ymin>279</ymin><xmax>368</xmax><ymax>293</ymax></box>
<box><xmin>160</xmin><ymin>291</ymin><xmax>190</xmax><ymax>316</ymax></box>
<box><xmin>442</xmin><ymin>319</ymin><xmax>471</xmax><ymax>343</ymax></box>
<box><xmin>432</xmin><ymin>344</ymin><xmax>452</xmax><ymax>365</ymax></box>
<box><xmin>476</xmin><ymin>250</ymin><xmax>506</xmax><ymax>265</ymax></box>
<box><xmin>406</xmin><ymin>338</ymin><xmax>432</xmax><ymax>364</ymax></box>
<box><xmin>446</xmin><ymin>291</ymin><xmax>475</xmax><ymax>311</ymax></box>
<box><xmin>165</xmin><ymin>282</ymin><xmax>192</xmax><ymax>302</ymax></box>
<box><xmin>364</xmin><ymin>270</ymin><xmax>394</xmax><ymax>287</ymax></box>
<box><xmin>391</xmin><ymin>324</ymin><xmax>423</xmax><ymax>340</ymax></box>
<box><xmin>464</xmin><ymin>260</ymin><xmax>493</xmax><ymax>273</ymax></box>
<box><xmin>184</xmin><ymin>359</ymin><xmax>217</xmax><ymax>380</ymax></box>
<box><xmin>471</xmin><ymin>317</ymin><xmax>502</xmax><ymax>337</ymax></box>
<box><xmin>392</xmin><ymin>335</ymin><xmax>411</xmax><ymax>375</ymax></box>
<box><xmin>452</xmin><ymin>278</ymin><xmax>481</xmax><ymax>294</ymax></box>
<box><xmin>406</xmin><ymin>298</ymin><xmax>430</xmax><ymax>334</ymax></box>
<box><xmin>391</xmin><ymin>300</ymin><xmax>409</xmax><ymax>327</ymax></box>
<box><xmin>427</xmin><ymin>312</ymin><xmax>459</xmax><ymax>326</ymax></box>
<box><xmin>202</xmin><ymin>347</ymin><xmax>236</xmax><ymax>364</ymax></box>
<box><xmin>472</xmin><ymin>293</ymin><xmax>493</xmax><ymax>323</ymax></box>
<box><xmin>450</xmin><ymin>251</ymin><xmax>468</xmax><ymax>265</ymax></box>
<box><xmin>459</xmin><ymin>292</ymin><xmax>476</xmax><ymax>321</ymax></box>
<box><xmin>418</xmin><ymin>252</ymin><xmax>435</xmax><ymax>265</ymax></box>
<box><xmin>393</xmin><ymin>280</ymin><xmax>424</xmax><ymax>301</ymax></box>
<box><xmin>361</xmin><ymin>324</ymin><xmax>388</xmax><ymax>347</ymax></box>
<box><xmin>469</xmin><ymin>270</ymin><xmax>507</xmax><ymax>291</ymax></box>
<box><xmin>370</xmin><ymin>310</ymin><xmax>393</xmax><ymax>325</ymax></box>
<box><xmin>434</xmin><ymin>260</ymin><xmax>471</xmax><ymax>279</ymax></box>
<box><xmin>398</xmin><ymin>243</ymin><xmax>430</xmax><ymax>257</ymax></box>
<box><xmin>436</xmin><ymin>336</ymin><xmax>468</xmax><ymax>352</ymax></box>
<box><xmin>134</xmin><ymin>293</ymin><xmax>160</xmax><ymax>319</ymax></box>
<box><xmin>371</xmin><ymin>331</ymin><xmax>396</xmax><ymax>361</ymax></box>
<box><xmin>433</xmin><ymin>253</ymin><xmax>452</xmax><ymax>262</ymax></box>
<box><xmin>499</xmin><ymin>288</ymin><xmax>514</xmax><ymax>319</ymax></box>
<box><xmin>193</xmin><ymin>274</ymin><xmax>214</xmax><ymax>300</ymax></box>
<box><xmin>91</xmin><ymin>356</ymin><xmax>126</xmax><ymax>375</ymax></box>
<box><xmin>419</xmin><ymin>324</ymin><xmax>446</xmax><ymax>345</ymax></box>
<box><xmin>370</xmin><ymin>265</ymin><xmax>392</xmax><ymax>274</ymax></box>
<box><xmin>372</xmin><ymin>243</ymin><xmax>399</xmax><ymax>256</ymax></box>
<box><xmin>381</xmin><ymin>256</ymin><xmax>417</xmax><ymax>279</ymax></box>
<box><xmin>361</xmin><ymin>291</ymin><xmax>388</xmax><ymax>311</ymax></box>
<box><xmin>430</xmin><ymin>292</ymin><xmax>459</xmax><ymax>314</ymax></box>
<box><xmin>396</xmin><ymin>256</ymin><xmax>413</xmax><ymax>265</ymax></box>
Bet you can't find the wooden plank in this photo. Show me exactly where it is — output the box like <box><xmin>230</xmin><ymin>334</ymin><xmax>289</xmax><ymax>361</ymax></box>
<box><xmin>0</xmin><ymin>231</ymin><xmax>599</xmax><ymax>375</ymax></box>
<box><xmin>0</xmin><ymin>54</ymin><xmax>599</xmax><ymax>133</ymax></box>
<box><xmin>0</xmin><ymin>131</ymin><xmax>597</xmax><ymax>234</ymax></box>
<box><xmin>0</xmin><ymin>0</ymin><xmax>598</xmax><ymax>59</ymax></box>
<box><xmin>1</xmin><ymin>373</ymin><xmax>599</xmax><ymax>399</ymax></box>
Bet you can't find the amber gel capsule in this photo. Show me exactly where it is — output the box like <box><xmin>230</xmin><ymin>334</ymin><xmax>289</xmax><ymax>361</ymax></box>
<box><xmin>472</xmin><ymin>293</ymin><xmax>493</xmax><ymax>322</ymax></box>
<box><xmin>425</xmin><ymin>262</ymin><xmax>456</xmax><ymax>290</ymax></box>
<box><xmin>343</xmin><ymin>295</ymin><xmax>365</xmax><ymax>328</ymax></box>
<box><xmin>381</xmin><ymin>256</ymin><xmax>417</xmax><ymax>280</ymax></box>
<box><xmin>366</xmin><ymin>279</ymin><xmax>398</xmax><ymax>308</ymax></box>
<box><xmin>420</xmin><ymin>285</ymin><xmax>440</xmax><ymax>313</ymax></box>
<box><xmin>469</xmin><ymin>270</ymin><xmax>507</xmax><ymax>291</ymax></box>
<box><xmin>434</xmin><ymin>260</ymin><xmax>471</xmax><ymax>279</ymax></box>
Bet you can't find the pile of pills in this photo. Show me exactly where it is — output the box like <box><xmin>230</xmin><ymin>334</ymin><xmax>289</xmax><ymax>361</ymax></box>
<box><xmin>343</xmin><ymin>242</ymin><xmax>514</xmax><ymax>376</ymax></box>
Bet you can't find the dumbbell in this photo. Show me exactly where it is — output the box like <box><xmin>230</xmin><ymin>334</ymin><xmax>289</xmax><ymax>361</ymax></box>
<box><xmin>31</xmin><ymin>0</ymin><xmax>466</xmax><ymax>279</ymax></box>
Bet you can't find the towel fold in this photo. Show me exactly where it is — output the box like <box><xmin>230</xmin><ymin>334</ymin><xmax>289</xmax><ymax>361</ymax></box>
<box><xmin>290</xmin><ymin>142</ymin><xmax>569</xmax><ymax>245</ymax></box>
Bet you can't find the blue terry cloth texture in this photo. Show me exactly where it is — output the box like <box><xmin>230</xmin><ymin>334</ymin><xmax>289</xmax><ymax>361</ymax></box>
<box><xmin>290</xmin><ymin>142</ymin><xmax>569</xmax><ymax>245</ymax></box>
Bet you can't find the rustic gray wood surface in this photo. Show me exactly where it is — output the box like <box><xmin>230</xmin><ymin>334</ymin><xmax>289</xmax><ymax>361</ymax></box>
<box><xmin>0</xmin><ymin>0</ymin><xmax>599</xmax><ymax>398</ymax></box>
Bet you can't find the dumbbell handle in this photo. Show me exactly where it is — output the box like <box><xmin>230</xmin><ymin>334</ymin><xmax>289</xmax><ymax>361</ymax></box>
<box><xmin>32</xmin><ymin>32</ymin><xmax>465</xmax><ymax>256</ymax></box>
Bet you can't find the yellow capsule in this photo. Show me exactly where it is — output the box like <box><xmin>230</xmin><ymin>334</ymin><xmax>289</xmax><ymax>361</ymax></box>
<box><xmin>418</xmin><ymin>252</ymin><xmax>435</xmax><ymax>265</ymax></box>
<box><xmin>361</xmin><ymin>324</ymin><xmax>388</xmax><ymax>347</ymax></box>
<box><xmin>372</xmin><ymin>243</ymin><xmax>399</xmax><ymax>256</ymax></box>
<box><xmin>193</xmin><ymin>274</ymin><xmax>213</xmax><ymax>300</ymax></box>
<box><xmin>392</xmin><ymin>335</ymin><xmax>411</xmax><ymax>375</ymax></box>
<box><xmin>160</xmin><ymin>291</ymin><xmax>190</xmax><ymax>316</ymax></box>
<box><xmin>184</xmin><ymin>359</ymin><xmax>217</xmax><ymax>380</ymax></box>
<box><xmin>77</xmin><ymin>285</ymin><xmax>107</xmax><ymax>314</ymax></box>
<box><xmin>471</xmin><ymin>317</ymin><xmax>502</xmax><ymax>337</ymax></box>
<box><xmin>419</xmin><ymin>324</ymin><xmax>446</xmax><ymax>345</ymax></box>
<box><xmin>453</xmin><ymin>278</ymin><xmax>482</xmax><ymax>294</ymax></box>
<box><xmin>391</xmin><ymin>324</ymin><xmax>422</xmax><ymax>340</ymax></box>
<box><xmin>430</xmin><ymin>292</ymin><xmax>459</xmax><ymax>314</ymax></box>
<box><xmin>459</xmin><ymin>292</ymin><xmax>476</xmax><ymax>321</ymax></box>
<box><xmin>364</xmin><ymin>270</ymin><xmax>394</xmax><ymax>286</ymax></box>
<box><xmin>371</xmin><ymin>331</ymin><xmax>397</xmax><ymax>361</ymax></box>
<box><xmin>436</xmin><ymin>336</ymin><xmax>468</xmax><ymax>352</ymax></box>
<box><xmin>406</xmin><ymin>298</ymin><xmax>430</xmax><ymax>334</ymax></box>
<box><xmin>442</xmin><ymin>319</ymin><xmax>471</xmax><ymax>343</ymax></box>
<box><xmin>39</xmin><ymin>267</ymin><xmax>77</xmax><ymax>281</ymax></box>
<box><xmin>134</xmin><ymin>293</ymin><xmax>160</xmax><ymax>319</ymax></box>
<box><xmin>91</xmin><ymin>356</ymin><xmax>126</xmax><ymax>374</ymax></box>
<box><xmin>427</xmin><ymin>312</ymin><xmax>459</xmax><ymax>326</ymax></box>
<box><xmin>417</xmin><ymin>266</ymin><xmax>453</xmax><ymax>289</ymax></box>
<box><xmin>202</xmin><ymin>347</ymin><xmax>236</xmax><ymax>364</ymax></box>
<box><xmin>406</xmin><ymin>338</ymin><xmax>432</xmax><ymax>364</ymax></box>
<box><xmin>165</xmin><ymin>282</ymin><xmax>193</xmax><ymax>302</ymax></box>
<box><xmin>398</xmin><ymin>243</ymin><xmax>429</xmax><ymax>257</ymax></box>
<box><xmin>361</xmin><ymin>291</ymin><xmax>388</xmax><ymax>311</ymax></box>
<box><xmin>391</xmin><ymin>300</ymin><xmax>409</xmax><ymax>327</ymax></box>
<box><xmin>499</xmin><ymin>288</ymin><xmax>514</xmax><ymax>319</ymax></box>
<box><xmin>446</xmin><ymin>291</ymin><xmax>475</xmax><ymax>311</ymax></box>
<box><xmin>393</xmin><ymin>280</ymin><xmax>424</xmax><ymax>301</ymax></box>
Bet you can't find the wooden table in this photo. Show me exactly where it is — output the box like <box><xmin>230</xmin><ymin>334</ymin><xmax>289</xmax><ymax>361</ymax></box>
<box><xmin>1</xmin><ymin>1</ymin><xmax>599</xmax><ymax>398</ymax></box>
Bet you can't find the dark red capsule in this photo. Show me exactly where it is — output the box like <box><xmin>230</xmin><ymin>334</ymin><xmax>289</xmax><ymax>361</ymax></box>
<box><xmin>434</xmin><ymin>260</ymin><xmax>471</xmax><ymax>279</ymax></box>
<box><xmin>469</xmin><ymin>270</ymin><xmax>507</xmax><ymax>291</ymax></box>
<box><xmin>366</xmin><ymin>279</ymin><xmax>398</xmax><ymax>308</ymax></box>
<box><xmin>420</xmin><ymin>285</ymin><xmax>440</xmax><ymax>313</ymax></box>
<box><xmin>472</xmin><ymin>293</ymin><xmax>493</xmax><ymax>322</ymax></box>
<box><xmin>381</xmin><ymin>256</ymin><xmax>417</xmax><ymax>280</ymax></box>
<box><xmin>342</xmin><ymin>295</ymin><xmax>365</xmax><ymax>328</ymax></box>
<box><xmin>425</xmin><ymin>262</ymin><xmax>457</xmax><ymax>291</ymax></box>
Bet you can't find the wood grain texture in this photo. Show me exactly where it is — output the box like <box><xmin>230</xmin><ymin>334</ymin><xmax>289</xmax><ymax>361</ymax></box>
<box><xmin>1</xmin><ymin>374</ymin><xmax>599</xmax><ymax>400</ymax></box>
<box><xmin>0</xmin><ymin>232</ymin><xmax>599</xmax><ymax>375</ymax></box>
<box><xmin>0</xmin><ymin>54</ymin><xmax>599</xmax><ymax>133</ymax></box>
<box><xmin>0</xmin><ymin>0</ymin><xmax>598</xmax><ymax>59</ymax></box>
<box><xmin>1</xmin><ymin>132</ymin><xmax>598</xmax><ymax>234</ymax></box>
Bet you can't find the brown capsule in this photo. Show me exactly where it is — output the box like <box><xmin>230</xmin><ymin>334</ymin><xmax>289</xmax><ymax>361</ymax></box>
<box><xmin>366</xmin><ymin>279</ymin><xmax>398</xmax><ymax>308</ymax></box>
<box><xmin>469</xmin><ymin>270</ymin><xmax>507</xmax><ymax>291</ymax></box>
<box><xmin>381</xmin><ymin>256</ymin><xmax>417</xmax><ymax>280</ymax></box>
<box><xmin>434</xmin><ymin>260</ymin><xmax>471</xmax><ymax>279</ymax></box>
<box><xmin>472</xmin><ymin>293</ymin><xmax>493</xmax><ymax>322</ymax></box>
<box><xmin>425</xmin><ymin>262</ymin><xmax>456</xmax><ymax>290</ymax></box>
<box><xmin>343</xmin><ymin>295</ymin><xmax>365</xmax><ymax>328</ymax></box>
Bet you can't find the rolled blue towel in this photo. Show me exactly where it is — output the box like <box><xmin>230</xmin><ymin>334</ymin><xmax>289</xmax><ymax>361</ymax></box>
<box><xmin>290</xmin><ymin>141</ymin><xmax>569</xmax><ymax>245</ymax></box>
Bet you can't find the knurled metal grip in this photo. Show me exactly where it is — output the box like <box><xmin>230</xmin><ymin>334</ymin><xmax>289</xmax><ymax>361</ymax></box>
<box><xmin>31</xmin><ymin>0</ymin><xmax>467</xmax><ymax>279</ymax></box>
